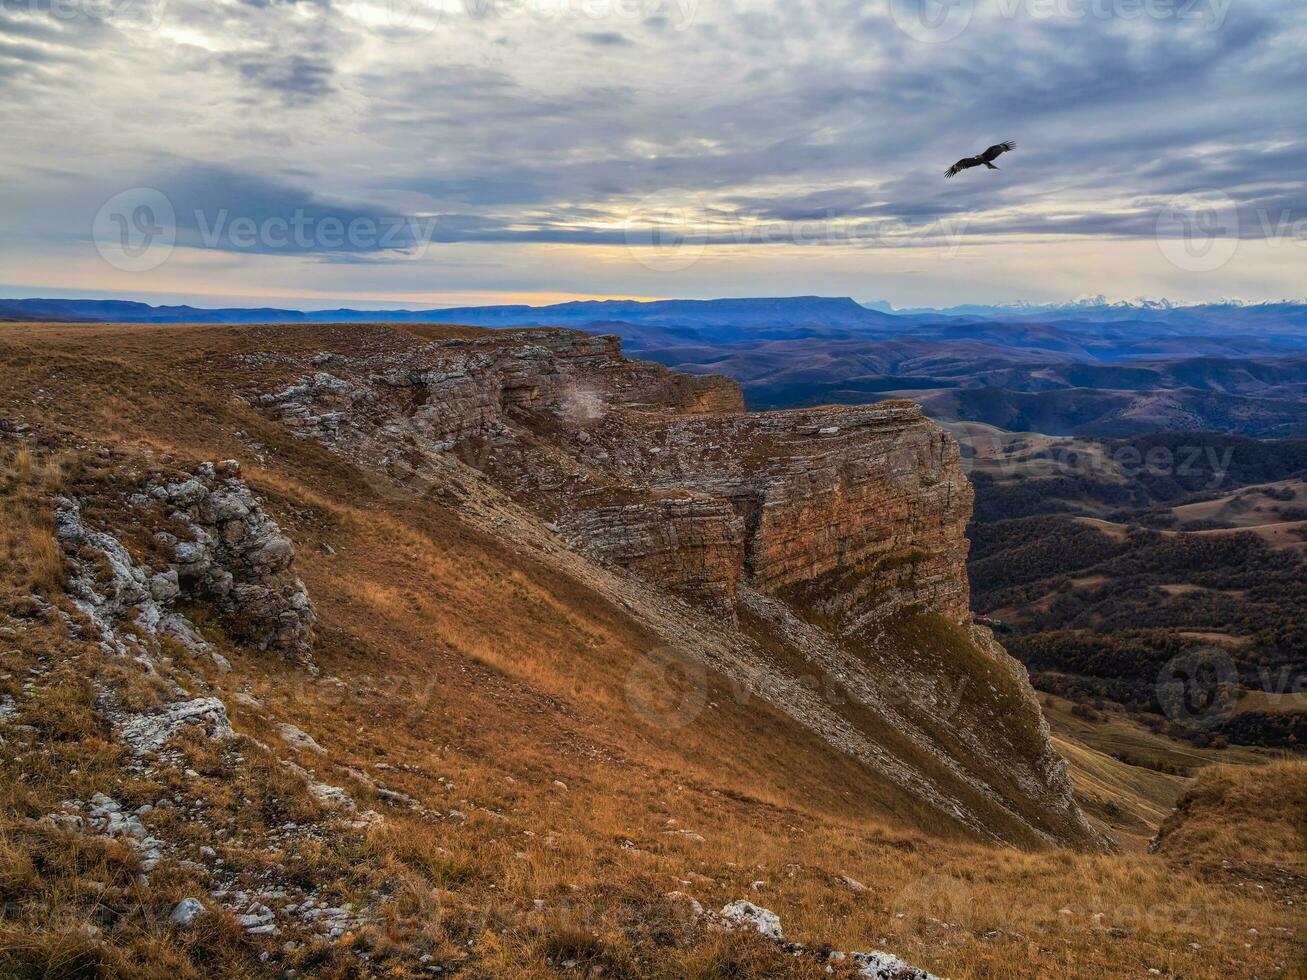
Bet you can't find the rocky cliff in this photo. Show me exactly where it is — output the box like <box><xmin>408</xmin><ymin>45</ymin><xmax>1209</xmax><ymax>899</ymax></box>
<box><xmin>253</xmin><ymin>328</ymin><xmax>972</xmax><ymax>629</ymax></box>
<box><xmin>559</xmin><ymin>400</ymin><xmax>972</xmax><ymax>628</ymax></box>
<box><xmin>238</xmin><ymin>324</ymin><xmax>1101</xmax><ymax>850</ymax></box>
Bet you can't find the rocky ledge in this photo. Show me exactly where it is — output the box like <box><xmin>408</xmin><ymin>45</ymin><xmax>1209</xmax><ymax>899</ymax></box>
<box><xmin>248</xmin><ymin>329</ymin><xmax>970</xmax><ymax>629</ymax></box>
<box><xmin>235</xmin><ymin>326</ymin><xmax>1107</xmax><ymax>849</ymax></box>
<box><xmin>149</xmin><ymin>460</ymin><xmax>316</xmax><ymax>662</ymax></box>
<box><xmin>58</xmin><ymin>460</ymin><xmax>315</xmax><ymax>668</ymax></box>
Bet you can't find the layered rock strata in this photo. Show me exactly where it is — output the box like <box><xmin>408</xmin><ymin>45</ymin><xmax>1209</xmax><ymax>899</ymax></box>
<box><xmin>251</xmin><ymin>329</ymin><xmax>970</xmax><ymax>628</ymax></box>
<box><xmin>240</xmin><ymin>324</ymin><xmax>1104</xmax><ymax>849</ymax></box>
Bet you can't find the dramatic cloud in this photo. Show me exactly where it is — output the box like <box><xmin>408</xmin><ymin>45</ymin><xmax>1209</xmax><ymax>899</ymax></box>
<box><xmin>1</xmin><ymin>0</ymin><xmax>1305</xmax><ymax>306</ymax></box>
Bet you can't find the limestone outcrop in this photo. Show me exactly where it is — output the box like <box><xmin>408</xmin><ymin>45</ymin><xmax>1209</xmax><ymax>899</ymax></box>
<box><xmin>147</xmin><ymin>461</ymin><xmax>316</xmax><ymax>664</ymax></box>
<box><xmin>57</xmin><ymin>462</ymin><xmax>315</xmax><ymax>669</ymax></box>
<box><xmin>249</xmin><ymin>329</ymin><xmax>970</xmax><ymax>628</ymax></box>
<box><xmin>562</xmin><ymin>401</ymin><xmax>972</xmax><ymax>628</ymax></box>
<box><xmin>241</xmin><ymin>326</ymin><xmax>1104</xmax><ymax>849</ymax></box>
<box><xmin>560</xmin><ymin>493</ymin><xmax>746</xmax><ymax>609</ymax></box>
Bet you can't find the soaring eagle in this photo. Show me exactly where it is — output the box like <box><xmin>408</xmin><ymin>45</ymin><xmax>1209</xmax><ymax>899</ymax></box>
<box><xmin>945</xmin><ymin>141</ymin><xmax>1016</xmax><ymax>178</ymax></box>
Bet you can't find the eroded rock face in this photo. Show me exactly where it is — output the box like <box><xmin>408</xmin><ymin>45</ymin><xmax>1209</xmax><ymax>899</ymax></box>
<box><xmin>55</xmin><ymin>496</ymin><xmax>212</xmax><ymax>659</ymax></box>
<box><xmin>256</xmin><ymin>331</ymin><xmax>741</xmax><ymax>451</ymax></box>
<box><xmin>564</xmin><ymin>401</ymin><xmax>972</xmax><ymax>629</ymax></box>
<box><xmin>149</xmin><ymin>461</ymin><xmax>316</xmax><ymax>665</ymax></box>
<box><xmin>241</xmin><ymin>327</ymin><xmax>1104</xmax><ymax>850</ymax></box>
<box><xmin>58</xmin><ymin>461</ymin><xmax>315</xmax><ymax>668</ymax></box>
<box><xmin>249</xmin><ymin>330</ymin><xmax>969</xmax><ymax>627</ymax></box>
<box><xmin>561</xmin><ymin>494</ymin><xmax>746</xmax><ymax>609</ymax></box>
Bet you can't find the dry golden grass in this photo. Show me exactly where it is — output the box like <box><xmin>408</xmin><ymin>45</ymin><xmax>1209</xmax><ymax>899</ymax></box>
<box><xmin>0</xmin><ymin>446</ymin><xmax>66</xmax><ymax>596</ymax></box>
<box><xmin>1153</xmin><ymin>758</ymin><xmax>1307</xmax><ymax>873</ymax></box>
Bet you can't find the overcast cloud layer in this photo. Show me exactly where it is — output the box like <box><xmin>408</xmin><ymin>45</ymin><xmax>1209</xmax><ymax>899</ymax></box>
<box><xmin>2</xmin><ymin>0</ymin><xmax>1304</xmax><ymax>307</ymax></box>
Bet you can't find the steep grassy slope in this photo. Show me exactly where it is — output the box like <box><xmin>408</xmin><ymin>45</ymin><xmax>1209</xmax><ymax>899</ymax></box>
<box><xmin>1152</xmin><ymin>759</ymin><xmax>1307</xmax><ymax>876</ymax></box>
<box><xmin>1</xmin><ymin>323</ymin><xmax>1303</xmax><ymax>978</ymax></box>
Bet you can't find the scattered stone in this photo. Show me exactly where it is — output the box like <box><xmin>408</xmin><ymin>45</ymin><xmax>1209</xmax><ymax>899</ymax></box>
<box><xmin>846</xmin><ymin>950</ymin><xmax>941</xmax><ymax>979</ymax></box>
<box><xmin>73</xmin><ymin>794</ymin><xmax>168</xmax><ymax>874</ymax></box>
<box><xmin>279</xmin><ymin>723</ymin><xmax>326</xmax><ymax>755</ymax></box>
<box><xmin>376</xmin><ymin>787</ymin><xmax>418</xmax><ymax>808</ymax></box>
<box><xmin>237</xmin><ymin>904</ymin><xmax>278</xmax><ymax>933</ymax></box>
<box><xmin>665</xmin><ymin>892</ymin><xmax>703</xmax><ymax>918</ymax></box>
<box><xmin>169</xmin><ymin>897</ymin><xmax>207</xmax><ymax>926</ymax></box>
<box><xmin>720</xmin><ymin>901</ymin><xmax>784</xmax><ymax>942</ymax></box>
<box><xmin>120</xmin><ymin>697</ymin><xmax>233</xmax><ymax>757</ymax></box>
<box><xmin>666</xmin><ymin>829</ymin><xmax>706</xmax><ymax>844</ymax></box>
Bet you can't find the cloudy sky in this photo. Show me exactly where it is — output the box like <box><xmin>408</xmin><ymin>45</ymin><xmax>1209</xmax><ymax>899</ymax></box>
<box><xmin>2</xmin><ymin>0</ymin><xmax>1304</xmax><ymax>309</ymax></box>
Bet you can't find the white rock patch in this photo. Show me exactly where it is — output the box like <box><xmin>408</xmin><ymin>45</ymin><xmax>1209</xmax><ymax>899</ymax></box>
<box><xmin>279</xmin><ymin>723</ymin><xmax>326</xmax><ymax>755</ymax></box>
<box><xmin>169</xmin><ymin>897</ymin><xmax>207</xmax><ymax>926</ymax></box>
<box><xmin>119</xmin><ymin>697</ymin><xmax>234</xmax><ymax>757</ymax></box>
<box><xmin>719</xmin><ymin>901</ymin><xmax>784</xmax><ymax>942</ymax></box>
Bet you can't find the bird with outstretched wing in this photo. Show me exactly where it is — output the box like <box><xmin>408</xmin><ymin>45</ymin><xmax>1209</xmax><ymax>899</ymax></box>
<box><xmin>945</xmin><ymin>141</ymin><xmax>1016</xmax><ymax>178</ymax></box>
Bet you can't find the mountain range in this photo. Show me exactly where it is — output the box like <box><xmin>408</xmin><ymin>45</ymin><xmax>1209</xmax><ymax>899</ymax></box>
<box><xmin>8</xmin><ymin>294</ymin><xmax>1307</xmax><ymax>435</ymax></box>
<box><xmin>6</xmin><ymin>294</ymin><xmax>1307</xmax><ymax>343</ymax></box>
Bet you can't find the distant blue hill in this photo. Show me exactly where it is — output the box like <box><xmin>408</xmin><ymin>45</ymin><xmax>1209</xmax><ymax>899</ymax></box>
<box><xmin>0</xmin><ymin>295</ymin><xmax>898</xmax><ymax>331</ymax></box>
<box><xmin>4</xmin><ymin>295</ymin><xmax>1307</xmax><ymax>346</ymax></box>
<box><xmin>882</xmin><ymin>298</ymin><xmax>1307</xmax><ymax>335</ymax></box>
<box><xmin>0</xmin><ymin>295</ymin><xmax>929</xmax><ymax>351</ymax></box>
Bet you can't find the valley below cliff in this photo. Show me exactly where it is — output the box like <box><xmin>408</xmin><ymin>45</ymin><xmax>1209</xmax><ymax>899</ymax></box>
<box><xmin>0</xmin><ymin>321</ymin><xmax>1302</xmax><ymax>979</ymax></box>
